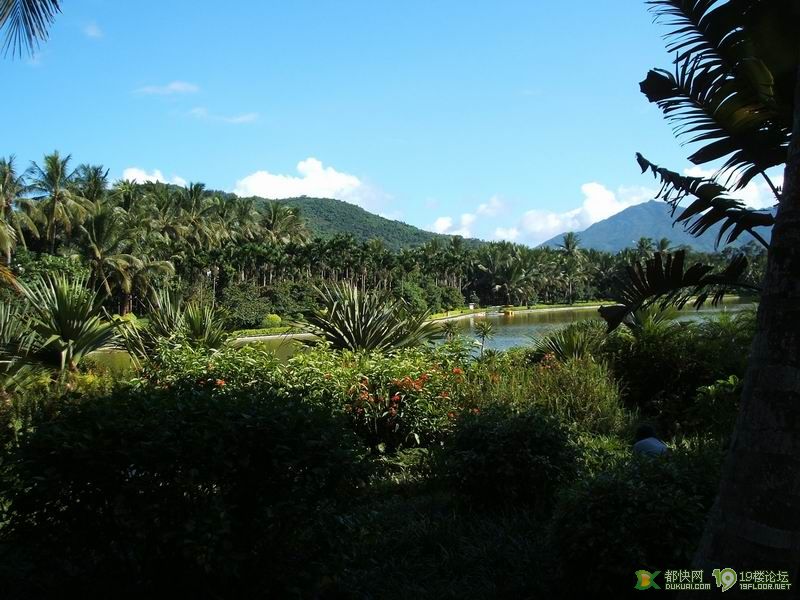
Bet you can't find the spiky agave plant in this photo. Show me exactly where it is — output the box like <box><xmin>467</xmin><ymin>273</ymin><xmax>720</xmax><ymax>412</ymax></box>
<box><xmin>113</xmin><ymin>288</ymin><xmax>185</xmax><ymax>365</ymax></box>
<box><xmin>20</xmin><ymin>273</ymin><xmax>120</xmax><ymax>372</ymax></box>
<box><xmin>0</xmin><ymin>300</ymin><xmax>44</xmax><ymax>392</ymax></box>
<box><xmin>305</xmin><ymin>282</ymin><xmax>440</xmax><ymax>351</ymax></box>
<box><xmin>116</xmin><ymin>290</ymin><xmax>228</xmax><ymax>365</ymax></box>
<box><xmin>184</xmin><ymin>302</ymin><xmax>228</xmax><ymax>350</ymax></box>
<box><xmin>529</xmin><ymin>319</ymin><xmax>607</xmax><ymax>362</ymax></box>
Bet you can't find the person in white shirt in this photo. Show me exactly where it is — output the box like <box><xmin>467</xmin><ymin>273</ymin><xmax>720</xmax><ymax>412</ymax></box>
<box><xmin>633</xmin><ymin>424</ymin><xmax>669</xmax><ymax>457</ymax></box>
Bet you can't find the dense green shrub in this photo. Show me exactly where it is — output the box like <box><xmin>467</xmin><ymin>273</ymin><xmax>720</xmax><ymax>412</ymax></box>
<box><xmin>143</xmin><ymin>341</ymin><xmax>468</xmax><ymax>451</ymax></box>
<box><xmin>218</xmin><ymin>281</ymin><xmax>271</xmax><ymax>329</ymax></box>
<box><xmin>327</xmin><ymin>494</ymin><xmax>550</xmax><ymax>599</ymax></box>
<box><xmin>440</xmin><ymin>286</ymin><xmax>466</xmax><ymax>311</ymax></box>
<box><xmin>548</xmin><ymin>438</ymin><xmax>724</xmax><ymax>594</ymax></box>
<box><xmin>260</xmin><ymin>280</ymin><xmax>320</xmax><ymax>318</ymax></box>
<box><xmin>12</xmin><ymin>248</ymin><xmax>90</xmax><ymax>284</ymax></box>
<box><xmin>602</xmin><ymin>310</ymin><xmax>754</xmax><ymax>435</ymax></box>
<box><xmin>399</xmin><ymin>280</ymin><xmax>429</xmax><ymax>314</ymax></box>
<box><xmin>526</xmin><ymin>357</ymin><xmax>627</xmax><ymax>434</ymax></box>
<box><xmin>435</xmin><ymin>407</ymin><xmax>577</xmax><ymax>509</ymax></box>
<box><xmin>688</xmin><ymin>374</ymin><xmax>741</xmax><ymax>440</ymax></box>
<box><xmin>463</xmin><ymin>354</ymin><xmax>627</xmax><ymax>435</ymax></box>
<box><xmin>0</xmin><ymin>386</ymin><xmax>363</xmax><ymax>598</ymax></box>
<box><xmin>261</xmin><ymin>312</ymin><xmax>281</xmax><ymax>328</ymax></box>
<box><xmin>282</xmin><ymin>343</ymin><xmax>466</xmax><ymax>450</ymax></box>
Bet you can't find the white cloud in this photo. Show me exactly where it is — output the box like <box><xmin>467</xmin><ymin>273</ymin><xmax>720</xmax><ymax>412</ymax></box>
<box><xmin>233</xmin><ymin>158</ymin><xmax>385</xmax><ymax>209</ymax></box>
<box><xmin>84</xmin><ymin>22</ymin><xmax>103</xmax><ymax>38</ymax></box>
<box><xmin>189</xmin><ymin>107</ymin><xmax>258</xmax><ymax>124</ymax></box>
<box><xmin>494</xmin><ymin>227</ymin><xmax>519</xmax><ymax>241</ymax></box>
<box><xmin>477</xmin><ymin>195</ymin><xmax>504</xmax><ymax>216</ymax></box>
<box><xmin>121</xmin><ymin>167</ymin><xmax>187</xmax><ymax>187</ymax></box>
<box><xmin>516</xmin><ymin>183</ymin><xmax>656</xmax><ymax>245</ymax></box>
<box><xmin>223</xmin><ymin>112</ymin><xmax>259</xmax><ymax>124</ymax></box>
<box><xmin>431</xmin><ymin>217</ymin><xmax>453</xmax><ymax>234</ymax></box>
<box><xmin>426</xmin><ymin>195</ymin><xmax>508</xmax><ymax>238</ymax></box>
<box><xmin>136</xmin><ymin>81</ymin><xmax>199</xmax><ymax>95</ymax></box>
<box><xmin>428</xmin><ymin>213</ymin><xmax>475</xmax><ymax>237</ymax></box>
<box><xmin>683</xmin><ymin>166</ymin><xmax>781</xmax><ymax>210</ymax></box>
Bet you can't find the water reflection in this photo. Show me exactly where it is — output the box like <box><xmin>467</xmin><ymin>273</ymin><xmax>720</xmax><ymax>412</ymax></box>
<box><xmin>451</xmin><ymin>299</ymin><xmax>755</xmax><ymax>352</ymax></box>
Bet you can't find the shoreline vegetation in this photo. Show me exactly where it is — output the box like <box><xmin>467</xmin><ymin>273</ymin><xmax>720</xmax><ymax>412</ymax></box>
<box><xmin>229</xmin><ymin>295</ymin><xmax>752</xmax><ymax>343</ymax></box>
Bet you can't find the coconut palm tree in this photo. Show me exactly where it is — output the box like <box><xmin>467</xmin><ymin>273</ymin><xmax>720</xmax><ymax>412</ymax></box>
<box><xmin>26</xmin><ymin>151</ymin><xmax>86</xmax><ymax>252</ymax></box>
<box><xmin>634</xmin><ymin>237</ymin><xmax>654</xmax><ymax>260</ymax></box>
<box><xmin>261</xmin><ymin>202</ymin><xmax>310</xmax><ymax>245</ymax></box>
<box><xmin>78</xmin><ymin>205</ymin><xmax>142</xmax><ymax>296</ymax></box>
<box><xmin>603</xmin><ymin>0</ymin><xmax>800</xmax><ymax>573</ymax></box>
<box><xmin>118</xmin><ymin>257</ymin><xmax>175</xmax><ymax>315</ymax></box>
<box><xmin>0</xmin><ymin>156</ymin><xmax>38</xmax><ymax>263</ymax></box>
<box><xmin>73</xmin><ymin>164</ymin><xmax>109</xmax><ymax>211</ymax></box>
<box><xmin>111</xmin><ymin>179</ymin><xmax>140</xmax><ymax>212</ymax></box>
<box><xmin>558</xmin><ymin>232</ymin><xmax>581</xmax><ymax>256</ymax></box>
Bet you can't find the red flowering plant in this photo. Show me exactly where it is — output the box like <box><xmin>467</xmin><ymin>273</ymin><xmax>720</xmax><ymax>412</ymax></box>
<box><xmin>329</xmin><ymin>346</ymin><xmax>469</xmax><ymax>451</ymax></box>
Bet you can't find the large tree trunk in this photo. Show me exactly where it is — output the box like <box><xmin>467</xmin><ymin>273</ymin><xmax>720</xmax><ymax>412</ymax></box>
<box><xmin>690</xmin><ymin>68</ymin><xmax>800</xmax><ymax>592</ymax></box>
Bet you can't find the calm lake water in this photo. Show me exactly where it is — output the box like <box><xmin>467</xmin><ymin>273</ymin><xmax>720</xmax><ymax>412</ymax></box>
<box><xmin>448</xmin><ymin>299</ymin><xmax>756</xmax><ymax>352</ymax></box>
<box><xmin>92</xmin><ymin>298</ymin><xmax>756</xmax><ymax>371</ymax></box>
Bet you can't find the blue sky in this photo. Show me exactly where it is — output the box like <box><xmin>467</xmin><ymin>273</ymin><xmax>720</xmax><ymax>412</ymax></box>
<box><xmin>3</xmin><ymin>1</ymin><xmax>779</xmax><ymax>244</ymax></box>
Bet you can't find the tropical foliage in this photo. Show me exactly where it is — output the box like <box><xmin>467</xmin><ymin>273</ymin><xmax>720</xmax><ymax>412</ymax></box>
<box><xmin>304</xmin><ymin>282</ymin><xmax>441</xmax><ymax>351</ymax></box>
<box><xmin>0</xmin><ymin>151</ymin><xmax>766</xmax><ymax>328</ymax></box>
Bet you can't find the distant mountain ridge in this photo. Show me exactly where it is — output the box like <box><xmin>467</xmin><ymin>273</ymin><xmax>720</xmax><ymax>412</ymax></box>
<box><xmin>213</xmin><ymin>191</ymin><xmax>478</xmax><ymax>251</ymax></box>
<box><xmin>539</xmin><ymin>200</ymin><xmax>773</xmax><ymax>252</ymax></box>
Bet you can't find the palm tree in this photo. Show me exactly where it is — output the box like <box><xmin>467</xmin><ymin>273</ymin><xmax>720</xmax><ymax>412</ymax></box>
<box><xmin>558</xmin><ymin>233</ymin><xmax>586</xmax><ymax>304</ymax></box>
<box><xmin>261</xmin><ymin>202</ymin><xmax>310</xmax><ymax>245</ymax></box>
<box><xmin>73</xmin><ymin>164</ymin><xmax>109</xmax><ymax>210</ymax></box>
<box><xmin>118</xmin><ymin>257</ymin><xmax>175</xmax><ymax>315</ymax></box>
<box><xmin>634</xmin><ymin>237</ymin><xmax>654</xmax><ymax>260</ymax></box>
<box><xmin>111</xmin><ymin>179</ymin><xmax>140</xmax><ymax>212</ymax></box>
<box><xmin>0</xmin><ymin>156</ymin><xmax>38</xmax><ymax>263</ymax></box>
<box><xmin>0</xmin><ymin>0</ymin><xmax>61</xmax><ymax>57</ymax></box>
<box><xmin>605</xmin><ymin>0</ymin><xmax>800</xmax><ymax>572</ymax></box>
<box><xmin>474</xmin><ymin>319</ymin><xmax>494</xmax><ymax>357</ymax></box>
<box><xmin>26</xmin><ymin>151</ymin><xmax>86</xmax><ymax>252</ymax></box>
<box><xmin>656</xmin><ymin>237</ymin><xmax>671</xmax><ymax>253</ymax></box>
<box><xmin>558</xmin><ymin>232</ymin><xmax>581</xmax><ymax>255</ymax></box>
<box><xmin>78</xmin><ymin>205</ymin><xmax>141</xmax><ymax>296</ymax></box>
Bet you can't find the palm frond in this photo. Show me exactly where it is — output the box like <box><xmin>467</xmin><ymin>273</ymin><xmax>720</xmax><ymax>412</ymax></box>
<box><xmin>599</xmin><ymin>250</ymin><xmax>758</xmax><ymax>331</ymax></box>
<box><xmin>641</xmin><ymin>1</ymin><xmax>795</xmax><ymax>188</ymax></box>
<box><xmin>637</xmin><ymin>154</ymin><xmax>773</xmax><ymax>248</ymax></box>
<box><xmin>0</xmin><ymin>0</ymin><xmax>61</xmax><ymax>57</ymax></box>
<box><xmin>639</xmin><ymin>62</ymin><xmax>788</xmax><ymax>188</ymax></box>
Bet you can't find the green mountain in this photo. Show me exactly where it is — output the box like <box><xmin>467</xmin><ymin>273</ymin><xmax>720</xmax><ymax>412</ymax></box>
<box><xmin>539</xmin><ymin>200</ymin><xmax>773</xmax><ymax>252</ymax></box>
<box><xmin>279</xmin><ymin>196</ymin><xmax>447</xmax><ymax>249</ymax></box>
<box><xmin>214</xmin><ymin>191</ymin><xmax>469</xmax><ymax>250</ymax></box>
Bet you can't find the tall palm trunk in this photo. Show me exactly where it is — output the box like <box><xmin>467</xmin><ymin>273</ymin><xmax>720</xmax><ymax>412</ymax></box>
<box><xmin>692</xmin><ymin>68</ymin><xmax>800</xmax><ymax>583</ymax></box>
